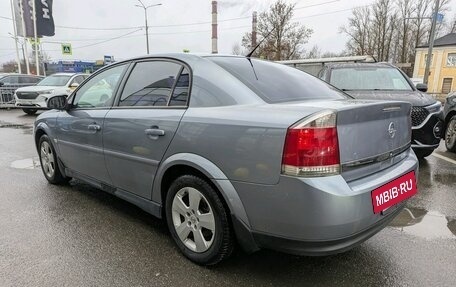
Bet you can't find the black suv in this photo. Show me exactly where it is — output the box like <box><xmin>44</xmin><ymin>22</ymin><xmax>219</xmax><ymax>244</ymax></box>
<box><xmin>318</xmin><ymin>62</ymin><xmax>444</xmax><ymax>158</ymax></box>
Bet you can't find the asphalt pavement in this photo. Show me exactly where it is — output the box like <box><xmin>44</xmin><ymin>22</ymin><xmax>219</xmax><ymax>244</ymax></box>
<box><xmin>1</xmin><ymin>109</ymin><xmax>455</xmax><ymax>287</ymax></box>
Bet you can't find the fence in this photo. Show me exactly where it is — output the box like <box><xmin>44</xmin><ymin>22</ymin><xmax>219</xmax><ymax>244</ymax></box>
<box><xmin>278</xmin><ymin>55</ymin><xmax>376</xmax><ymax>76</ymax></box>
<box><xmin>0</xmin><ymin>85</ymin><xmax>20</xmax><ymax>109</ymax></box>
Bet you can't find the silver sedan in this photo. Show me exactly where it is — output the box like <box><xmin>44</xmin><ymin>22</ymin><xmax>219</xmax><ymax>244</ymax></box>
<box><xmin>34</xmin><ymin>54</ymin><xmax>418</xmax><ymax>265</ymax></box>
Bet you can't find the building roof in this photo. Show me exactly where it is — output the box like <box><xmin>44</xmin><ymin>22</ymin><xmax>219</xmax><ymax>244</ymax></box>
<box><xmin>417</xmin><ymin>33</ymin><xmax>456</xmax><ymax>48</ymax></box>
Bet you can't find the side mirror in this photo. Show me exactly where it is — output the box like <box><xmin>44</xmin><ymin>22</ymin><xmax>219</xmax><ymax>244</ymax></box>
<box><xmin>69</xmin><ymin>83</ymin><xmax>79</xmax><ymax>88</ymax></box>
<box><xmin>0</xmin><ymin>82</ymin><xmax>4</xmax><ymax>87</ymax></box>
<box><xmin>416</xmin><ymin>83</ymin><xmax>428</xmax><ymax>92</ymax></box>
<box><xmin>47</xmin><ymin>95</ymin><xmax>67</xmax><ymax>110</ymax></box>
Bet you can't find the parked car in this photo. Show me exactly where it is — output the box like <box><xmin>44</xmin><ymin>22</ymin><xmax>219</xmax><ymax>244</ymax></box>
<box><xmin>0</xmin><ymin>73</ymin><xmax>43</xmax><ymax>103</ymax></box>
<box><xmin>443</xmin><ymin>91</ymin><xmax>456</xmax><ymax>152</ymax></box>
<box><xmin>35</xmin><ymin>54</ymin><xmax>418</xmax><ymax>265</ymax></box>
<box><xmin>318</xmin><ymin>62</ymin><xmax>444</xmax><ymax>158</ymax></box>
<box><xmin>14</xmin><ymin>72</ymin><xmax>89</xmax><ymax>115</ymax></box>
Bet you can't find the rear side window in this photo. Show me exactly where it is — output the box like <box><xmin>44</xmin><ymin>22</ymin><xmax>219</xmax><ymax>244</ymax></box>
<box><xmin>169</xmin><ymin>67</ymin><xmax>190</xmax><ymax>106</ymax></box>
<box><xmin>119</xmin><ymin>61</ymin><xmax>187</xmax><ymax>107</ymax></box>
<box><xmin>209</xmin><ymin>57</ymin><xmax>347</xmax><ymax>103</ymax></box>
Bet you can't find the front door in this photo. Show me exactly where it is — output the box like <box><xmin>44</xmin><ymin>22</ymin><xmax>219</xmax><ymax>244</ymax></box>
<box><xmin>103</xmin><ymin>60</ymin><xmax>190</xmax><ymax>199</ymax></box>
<box><xmin>56</xmin><ymin>64</ymin><xmax>128</xmax><ymax>184</ymax></box>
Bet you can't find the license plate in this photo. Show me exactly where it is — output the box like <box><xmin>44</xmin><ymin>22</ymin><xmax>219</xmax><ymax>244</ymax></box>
<box><xmin>371</xmin><ymin>171</ymin><xmax>417</xmax><ymax>214</ymax></box>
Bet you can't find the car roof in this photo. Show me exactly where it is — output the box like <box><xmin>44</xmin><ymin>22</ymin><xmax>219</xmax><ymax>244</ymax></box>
<box><xmin>324</xmin><ymin>62</ymin><xmax>396</xmax><ymax>69</ymax></box>
<box><xmin>109</xmin><ymin>53</ymin><xmax>245</xmax><ymax>66</ymax></box>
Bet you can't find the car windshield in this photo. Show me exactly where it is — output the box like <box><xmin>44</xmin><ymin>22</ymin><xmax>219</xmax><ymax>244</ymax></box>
<box><xmin>330</xmin><ymin>67</ymin><xmax>413</xmax><ymax>91</ymax></box>
<box><xmin>37</xmin><ymin>75</ymin><xmax>72</xmax><ymax>86</ymax></box>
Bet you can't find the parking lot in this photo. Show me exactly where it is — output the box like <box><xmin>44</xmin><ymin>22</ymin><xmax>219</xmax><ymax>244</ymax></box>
<box><xmin>0</xmin><ymin>108</ymin><xmax>455</xmax><ymax>287</ymax></box>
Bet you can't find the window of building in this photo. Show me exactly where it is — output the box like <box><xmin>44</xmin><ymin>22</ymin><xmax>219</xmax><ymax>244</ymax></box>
<box><xmin>442</xmin><ymin>78</ymin><xmax>453</xmax><ymax>94</ymax></box>
<box><xmin>447</xmin><ymin>53</ymin><xmax>456</xmax><ymax>67</ymax></box>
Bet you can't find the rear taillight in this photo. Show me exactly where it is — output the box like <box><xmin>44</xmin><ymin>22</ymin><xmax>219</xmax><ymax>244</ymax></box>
<box><xmin>282</xmin><ymin>111</ymin><xmax>340</xmax><ymax>177</ymax></box>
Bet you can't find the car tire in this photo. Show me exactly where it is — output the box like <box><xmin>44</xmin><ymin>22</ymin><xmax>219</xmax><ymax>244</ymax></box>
<box><xmin>38</xmin><ymin>135</ymin><xmax>70</xmax><ymax>184</ymax></box>
<box><xmin>22</xmin><ymin>108</ymin><xmax>37</xmax><ymax>115</ymax></box>
<box><xmin>165</xmin><ymin>175</ymin><xmax>234</xmax><ymax>265</ymax></box>
<box><xmin>414</xmin><ymin>149</ymin><xmax>434</xmax><ymax>158</ymax></box>
<box><xmin>445</xmin><ymin>115</ymin><xmax>456</xmax><ymax>152</ymax></box>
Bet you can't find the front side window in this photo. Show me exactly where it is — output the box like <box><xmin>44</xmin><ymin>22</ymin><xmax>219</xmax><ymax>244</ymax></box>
<box><xmin>119</xmin><ymin>61</ymin><xmax>183</xmax><ymax>107</ymax></box>
<box><xmin>330</xmin><ymin>67</ymin><xmax>413</xmax><ymax>91</ymax></box>
<box><xmin>72</xmin><ymin>64</ymin><xmax>127</xmax><ymax>109</ymax></box>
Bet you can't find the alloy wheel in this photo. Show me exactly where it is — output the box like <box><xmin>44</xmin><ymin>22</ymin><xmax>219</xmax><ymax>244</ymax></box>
<box><xmin>171</xmin><ymin>187</ymin><xmax>215</xmax><ymax>253</ymax></box>
<box><xmin>40</xmin><ymin>141</ymin><xmax>55</xmax><ymax>178</ymax></box>
<box><xmin>446</xmin><ymin>118</ymin><xmax>456</xmax><ymax>150</ymax></box>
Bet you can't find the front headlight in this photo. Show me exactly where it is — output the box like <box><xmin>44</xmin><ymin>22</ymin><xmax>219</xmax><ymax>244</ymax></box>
<box><xmin>38</xmin><ymin>90</ymin><xmax>53</xmax><ymax>94</ymax></box>
<box><xmin>36</xmin><ymin>95</ymin><xmax>49</xmax><ymax>102</ymax></box>
<box><xmin>426</xmin><ymin>101</ymin><xmax>443</xmax><ymax>113</ymax></box>
<box><xmin>449</xmin><ymin>95</ymin><xmax>456</xmax><ymax>105</ymax></box>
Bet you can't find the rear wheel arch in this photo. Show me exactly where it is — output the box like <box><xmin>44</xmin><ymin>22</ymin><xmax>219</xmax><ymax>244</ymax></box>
<box><xmin>153</xmin><ymin>153</ymin><xmax>251</xmax><ymax>228</ymax></box>
<box><xmin>160</xmin><ymin>164</ymin><xmax>229</xmax><ymax>219</ymax></box>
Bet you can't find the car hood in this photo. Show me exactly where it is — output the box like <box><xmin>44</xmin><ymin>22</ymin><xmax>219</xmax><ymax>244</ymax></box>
<box><xmin>344</xmin><ymin>90</ymin><xmax>436</xmax><ymax>107</ymax></box>
<box><xmin>16</xmin><ymin>85</ymin><xmax>61</xmax><ymax>92</ymax></box>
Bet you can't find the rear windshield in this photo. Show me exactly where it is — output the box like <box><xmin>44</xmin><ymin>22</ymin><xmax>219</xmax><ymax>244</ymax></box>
<box><xmin>330</xmin><ymin>67</ymin><xmax>413</xmax><ymax>91</ymax></box>
<box><xmin>208</xmin><ymin>57</ymin><xmax>348</xmax><ymax>103</ymax></box>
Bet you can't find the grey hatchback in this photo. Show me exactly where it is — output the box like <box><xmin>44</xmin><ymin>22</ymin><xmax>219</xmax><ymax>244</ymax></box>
<box><xmin>34</xmin><ymin>54</ymin><xmax>418</xmax><ymax>265</ymax></box>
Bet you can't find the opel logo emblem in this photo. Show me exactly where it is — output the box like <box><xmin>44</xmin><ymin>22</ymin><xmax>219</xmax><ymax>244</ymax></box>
<box><xmin>388</xmin><ymin>122</ymin><xmax>396</xmax><ymax>138</ymax></box>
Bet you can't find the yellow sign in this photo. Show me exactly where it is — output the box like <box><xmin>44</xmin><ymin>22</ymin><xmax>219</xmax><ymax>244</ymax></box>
<box><xmin>62</xmin><ymin>43</ymin><xmax>72</xmax><ymax>55</ymax></box>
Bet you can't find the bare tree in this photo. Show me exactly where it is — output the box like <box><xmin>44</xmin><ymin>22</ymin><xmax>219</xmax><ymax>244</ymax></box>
<box><xmin>241</xmin><ymin>0</ymin><xmax>313</xmax><ymax>60</ymax></box>
<box><xmin>232</xmin><ymin>43</ymin><xmax>242</xmax><ymax>55</ymax></box>
<box><xmin>340</xmin><ymin>6</ymin><xmax>373</xmax><ymax>55</ymax></box>
<box><xmin>304</xmin><ymin>45</ymin><xmax>321</xmax><ymax>59</ymax></box>
<box><xmin>341</xmin><ymin>0</ymin><xmax>452</xmax><ymax>64</ymax></box>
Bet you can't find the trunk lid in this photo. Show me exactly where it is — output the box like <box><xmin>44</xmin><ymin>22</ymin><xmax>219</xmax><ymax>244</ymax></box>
<box><xmin>275</xmin><ymin>99</ymin><xmax>412</xmax><ymax>180</ymax></box>
<box><xmin>335</xmin><ymin>100</ymin><xmax>412</xmax><ymax>180</ymax></box>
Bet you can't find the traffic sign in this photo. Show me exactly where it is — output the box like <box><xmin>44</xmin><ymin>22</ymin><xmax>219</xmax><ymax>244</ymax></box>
<box><xmin>62</xmin><ymin>43</ymin><xmax>72</xmax><ymax>55</ymax></box>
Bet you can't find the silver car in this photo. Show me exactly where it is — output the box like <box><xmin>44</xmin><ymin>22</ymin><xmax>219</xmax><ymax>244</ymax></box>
<box><xmin>34</xmin><ymin>54</ymin><xmax>419</xmax><ymax>265</ymax></box>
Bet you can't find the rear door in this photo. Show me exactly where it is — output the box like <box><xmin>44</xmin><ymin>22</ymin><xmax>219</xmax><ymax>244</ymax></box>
<box><xmin>103</xmin><ymin>59</ymin><xmax>190</xmax><ymax>199</ymax></box>
<box><xmin>56</xmin><ymin>63</ymin><xmax>129</xmax><ymax>183</ymax></box>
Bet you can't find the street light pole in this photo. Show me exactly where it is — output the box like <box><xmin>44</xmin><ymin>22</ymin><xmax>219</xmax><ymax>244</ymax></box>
<box><xmin>135</xmin><ymin>1</ymin><xmax>162</xmax><ymax>54</ymax></box>
<box><xmin>423</xmin><ymin>0</ymin><xmax>440</xmax><ymax>85</ymax></box>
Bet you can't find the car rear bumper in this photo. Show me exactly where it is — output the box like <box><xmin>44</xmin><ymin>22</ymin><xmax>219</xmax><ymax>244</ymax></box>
<box><xmin>230</xmin><ymin>149</ymin><xmax>418</xmax><ymax>255</ymax></box>
<box><xmin>234</xmin><ymin>202</ymin><xmax>405</xmax><ymax>255</ymax></box>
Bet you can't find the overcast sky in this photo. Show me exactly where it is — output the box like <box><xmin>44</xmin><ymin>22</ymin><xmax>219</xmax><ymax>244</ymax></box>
<box><xmin>0</xmin><ymin>0</ymin><xmax>454</xmax><ymax>63</ymax></box>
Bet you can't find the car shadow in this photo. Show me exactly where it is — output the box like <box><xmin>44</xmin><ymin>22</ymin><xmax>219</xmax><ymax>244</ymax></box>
<box><xmin>59</xmin><ymin>179</ymin><xmax>398</xmax><ymax>286</ymax></box>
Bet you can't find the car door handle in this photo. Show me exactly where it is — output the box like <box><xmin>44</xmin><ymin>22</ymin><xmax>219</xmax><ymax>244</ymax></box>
<box><xmin>88</xmin><ymin>124</ymin><xmax>101</xmax><ymax>131</ymax></box>
<box><xmin>145</xmin><ymin>127</ymin><xmax>165</xmax><ymax>139</ymax></box>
